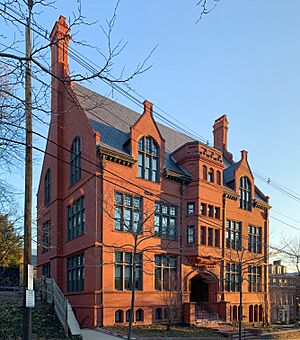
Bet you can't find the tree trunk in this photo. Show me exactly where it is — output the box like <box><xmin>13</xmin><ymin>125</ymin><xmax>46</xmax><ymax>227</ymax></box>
<box><xmin>127</xmin><ymin>246</ymin><xmax>137</xmax><ymax>340</ymax></box>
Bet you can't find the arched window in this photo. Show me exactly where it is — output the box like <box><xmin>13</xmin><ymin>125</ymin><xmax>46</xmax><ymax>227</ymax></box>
<box><xmin>208</xmin><ymin>168</ymin><xmax>214</xmax><ymax>183</ymax></box>
<box><xmin>232</xmin><ymin>305</ymin><xmax>238</xmax><ymax>321</ymax></box>
<box><xmin>203</xmin><ymin>165</ymin><xmax>207</xmax><ymax>181</ymax></box>
<box><xmin>239</xmin><ymin>176</ymin><xmax>251</xmax><ymax>210</ymax></box>
<box><xmin>249</xmin><ymin>305</ymin><xmax>253</xmax><ymax>322</ymax></box>
<box><xmin>138</xmin><ymin>136</ymin><xmax>159</xmax><ymax>182</ymax></box>
<box><xmin>70</xmin><ymin>137</ymin><xmax>81</xmax><ymax>185</ymax></box>
<box><xmin>254</xmin><ymin>304</ymin><xmax>258</xmax><ymax>322</ymax></box>
<box><xmin>259</xmin><ymin>305</ymin><xmax>263</xmax><ymax>322</ymax></box>
<box><xmin>136</xmin><ymin>309</ymin><xmax>144</xmax><ymax>321</ymax></box>
<box><xmin>216</xmin><ymin>170</ymin><xmax>221</xmax><ymax>185</ymax></box>
<box><xmin>126</xmin><ymin>309</ymin><xmax>133</xmax><ymax>322</ymax></box>
<box><xmin>115</xmin><ymin>309</ymin><xmax>123</xmax><ymax>323</ymax></box>
<box><xmin>44</xmin><ymin>168</ymin><xmax>51</xmax><ymax>206</ymax></box>
<box><xmin>155</xmin><ymin>307</ymin><xmax>162</xmax><ymax>320</ymax></box>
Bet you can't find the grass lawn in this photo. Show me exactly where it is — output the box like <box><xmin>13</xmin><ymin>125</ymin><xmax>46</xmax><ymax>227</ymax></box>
<box><xmin>105</xmin><ymin>324</ymin><xmax>226</xmax><ymax>338</ymax></box>
<box><xmin>0</xmin><ymin>297</ymin><xmax>66</xmax><ymax>339</ymax></box>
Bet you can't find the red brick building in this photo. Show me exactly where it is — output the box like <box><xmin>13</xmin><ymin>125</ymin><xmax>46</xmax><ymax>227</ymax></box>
<box><xmin>37</xmin><ymin>16</ymin><xmax>271</xmax><ymax>328</ymax></box>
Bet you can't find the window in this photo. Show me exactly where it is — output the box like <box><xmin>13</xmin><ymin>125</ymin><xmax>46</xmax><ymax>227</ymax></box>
<box><xmin>67</xmin><ymin>197</ymin><xmax>85</xmax><ymax>240</ymax></box>
<box><xmin>239</xmin><ymin>176</ymin><xmax>251</xmax><ymax>210</ymax></box>
<box><xmin>200</xmin><ymin>226</ymin><xmax>206</xmax><ymax>245</ymax></box>
<box><xmin>44</xmin><ymin>168</ymin><xmax>51</xmax><ymax>206</ymax></box>
<box><xmin>138</xmin><ymin>136</ymin><xmax>159</xmax><ymax>182</ymax></box>
<box><xmin>114</xmin><ymin>192</ymin><xmax>142</xmax><ymax>233</ymax></box>
<box><xmin>215</xmin><ymin>207</ymin><xmax>221</xmax><ymax>219</ymax></box>
<box><xmin>216</xmin><ymin>170</ymin><xmax>221</xmax><ymax>185</ymax></box>
<box><xmin>114</xmin><ymin>251</ymin><xmax>142</xmax><ymax>291</ymax></box>
<box><xmin>67</xmin><ymin>253</ymin><xmax>84</xmax><ymax>292</ymax></box>
<box><xmin>42</xmin><ymin>220</ymin><xmax>51</xmax><ymax>253</ymax></box>
<box><xmin>215</xmin><ymin>229</ymin><xmax>220</xmax><ymax>247</ymax></box>
<box><xmin>203</xmin><ymin>165</ymin><xmax>207</xmax><ymax>180</ymax></box>
<box><xmin>154</xmin><ymin>202</ymin><xmax>177</xmax><ymax>240</ymax></box>
<box><xmin>248</xmin><ymin>266</ymin><xmax>262</xmax><ymax>292</ymax></box>
<box><xmin>115</xmin><ymin>310</ymin><xmax>123</xmax><ymax>323</ymax></box>
<box><xmin>155</xmin><ymin>308</ymin><xmax>162</xmax><ymax>320</ymax></box>
<box><xmin>70</xmin><ymin>137</ymin><xmax>81</xmax><ymax>185</ymax></box>
<box><xmin>208</xmin><ymin>228</ymin><xmax>213</xmax><ymax>246</ymax></box>
<box><xmin>248</xmin><ymin>225</ymin><xmax>262</xmax><ymax>253</ymax></box>
<box><xmin>126</xmin><ymin>309</ymin><xmax>133</xmax><ymax>322</ymax></box>
<box><xmin>154</xmin><ymin>255</ymin><xmax>178</xmax><ymax>291</ymax></box>
<box><xmin>136</xmin><ymin>309</ymin><xmax>144</xmax><ymax>321</ymax></box>
<box><xmin>226</xmin><ymin>220</ymin><xmax>241</xmax><ymax>250</ymax></box>
<box><xmin>208</xmin><ymin>168</ymin><xmax>214</xmax><ymax>183</ymax></box>
<box><xmin>225</xmin><ymin>263</ymin><xmax>240</xmax><ymax>292</ymax></box>
<box><xmin>187</xmin><ymin>226</ymin><xmax>195</xmax><ymax>244</ymax></box>
<box><xmin>208</xmin><ymin>205</ymin><xmax>214</xmax><ymax>217</ymax></box>
<box><xmin>200</xmin><ymin>203</ymin><xmax>207</xmax><ymax>216</ymax></box>
<box><xmin>187</xmin><ymin>202</ymin><xmax>195</xmax><ymax>215</ymax></box>
<box><xmin>42</xmin><ymin>263</ymin><xmax>51</xmax><ymax>278</ymax></box>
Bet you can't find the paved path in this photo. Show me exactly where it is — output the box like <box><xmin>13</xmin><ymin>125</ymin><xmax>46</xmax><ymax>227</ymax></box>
<box><xmin>81</xmin><ymin>328</ymin><xmax>121</xmax><ymax>340</ymax></box>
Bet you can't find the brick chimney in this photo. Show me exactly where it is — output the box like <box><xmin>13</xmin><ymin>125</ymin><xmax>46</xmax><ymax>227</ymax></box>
<box><xmin>213</xmin><ymin>115</ymin><xmax>233</xmax><ymax>163</ymax></box>
<box><xmin>213</xmin><ymin>115</ymin><xmax>228</xmax><ymax>151</ymax></box>
<box><xmin>50</xmin><ymin>15</ymin><xmax>70</xmax><ymax>81</ymax></box>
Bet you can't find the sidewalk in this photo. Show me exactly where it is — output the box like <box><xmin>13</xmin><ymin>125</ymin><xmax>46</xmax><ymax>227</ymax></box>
<box><xmin>81</xmin><ymin>328</ymin><xmax>121</xmax><ymax>340</ymax></box>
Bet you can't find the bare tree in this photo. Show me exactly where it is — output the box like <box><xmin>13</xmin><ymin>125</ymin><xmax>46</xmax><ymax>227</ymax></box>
<box><xmin>161</xmin><ymin>273</ymin><xmax>181</xmax><ymax>330</ymax></box>
<box><xmin>281</xmin><ymin>236</ymin><xmax>300</xmax><ymax>274</ymax></box>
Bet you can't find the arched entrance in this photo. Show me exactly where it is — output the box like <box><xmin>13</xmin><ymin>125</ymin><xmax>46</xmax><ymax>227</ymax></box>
<box><xmin>190</xmin><ymin>275</ymin><xmax>209</xmax><ymax>303</ymax></box>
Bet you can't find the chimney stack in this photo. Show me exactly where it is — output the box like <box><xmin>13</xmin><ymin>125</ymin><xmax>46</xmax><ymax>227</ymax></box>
<box><xmin>213</xmin><ymin>115</ymin><xmax>229</xmax><ymax>152</ymax></box>
<box><xmin>50</xmin><ymin>15</ymin><xmax>70</xmax><ymax>80</ymax></box>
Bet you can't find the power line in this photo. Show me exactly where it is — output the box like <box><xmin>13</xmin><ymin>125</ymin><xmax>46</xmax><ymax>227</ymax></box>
<box><xmin>1</xmin><ymin>134</ymin><xmax>297</xmax><ymax>259</ymax></box>
<box><xmin>2</xmin><ymin>4</ymin><xmax>300</xmax><ymax>204</ymax></box>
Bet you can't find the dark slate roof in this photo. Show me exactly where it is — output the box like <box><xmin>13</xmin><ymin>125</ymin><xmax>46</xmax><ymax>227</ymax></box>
<box><xmin>73</xmin><ymin>83</ymin><xmax>193</xmax><ymax>176</ymax></box>
<box><xmin>223</xmin><ymin>160</ymin><xmax>241</xmax><ymax>184</ymax></box>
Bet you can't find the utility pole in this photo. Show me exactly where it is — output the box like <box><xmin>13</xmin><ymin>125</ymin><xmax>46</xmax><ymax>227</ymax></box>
<box><xmin>238</xmin><ymin>260</ymin><xmax>243</xmax><ymax>340</ymax></box>
<box><xmin>23</xmin><ymin>1</ymin><xmax>33</xmax><ymax>339</ymax></box>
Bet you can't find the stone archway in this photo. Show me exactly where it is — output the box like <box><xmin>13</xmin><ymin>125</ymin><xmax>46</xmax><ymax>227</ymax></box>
<box><xmin>190</xmin><ymin>275</ymin><xmax>209</xmax><ymax>303</ymax></box>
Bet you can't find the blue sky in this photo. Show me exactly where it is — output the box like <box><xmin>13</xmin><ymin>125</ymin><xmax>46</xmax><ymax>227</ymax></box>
<box><xmin>2</xmin><ymin>0</ymin><xmax>300</xmax><ymax>256</ymax></box>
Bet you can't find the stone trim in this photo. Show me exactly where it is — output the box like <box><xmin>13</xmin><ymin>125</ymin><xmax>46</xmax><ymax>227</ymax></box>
<box><xmin>99</xmin><ymin>146</ymin><xmax>136</xmax><ymax>167</ymax></box>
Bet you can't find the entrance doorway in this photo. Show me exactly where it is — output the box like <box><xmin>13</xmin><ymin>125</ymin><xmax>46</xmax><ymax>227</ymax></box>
<box><xmin>190</xmin><ymin>275</ymin><xmax>209</xmax><ymax>303</ymax></box>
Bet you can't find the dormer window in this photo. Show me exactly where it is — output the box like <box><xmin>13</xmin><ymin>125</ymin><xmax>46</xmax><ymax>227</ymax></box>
<box><xmin>239</xmin><ymin>176</ymin><xmax>251</xmax><ymax>210</ymax></box>
<box><xmin>138</xmin><ymin>136</ymin><xmax>159</xmax><ymax>182</ymax></box>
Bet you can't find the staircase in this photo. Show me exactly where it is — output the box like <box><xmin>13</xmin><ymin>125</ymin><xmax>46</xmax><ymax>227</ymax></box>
<box><xmin>195</xmin><ymin>304</ymin><xmax>224</xmax><ymax>325</ymax></box>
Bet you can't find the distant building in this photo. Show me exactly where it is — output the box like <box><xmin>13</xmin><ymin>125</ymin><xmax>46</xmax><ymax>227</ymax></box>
<box><xmin>269</xmin><ymin>260</ymin><xmax>298</xmax><ymax>324</ymax></box>
<box><xmin>36</xmin><ymin>16</ymin><xmax>271</xmax><ymax>328</ymax></box>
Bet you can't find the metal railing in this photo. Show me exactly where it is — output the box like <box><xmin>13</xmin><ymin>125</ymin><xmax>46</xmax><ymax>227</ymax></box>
<box><xmin>35</xmin><ymin>277</ymin><xmax>81</xmax><ymax>338</ymax></box>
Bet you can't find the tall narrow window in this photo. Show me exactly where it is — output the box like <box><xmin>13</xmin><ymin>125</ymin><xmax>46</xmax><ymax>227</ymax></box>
<box><xmin>226</xmin><ymin>220</ymin><xmax>241</xmax><ymax>250</ymax></box>
<box><xmin>138</xmin><ymin>136</ymin><xmax>159</xmax><ymax>182</ymax></box>
<box><xmin>42</xmin><ymin>220</ymin><xmax>51</xmax><ymax>253</ymax></box>
<box><xmin>248</xmin><ymin>266</ymin><xmax>262</xmax><ymax>292</ymax></box>
<box><xmin>239</xmin><ymin>176</ymin><xmax>251</xmax><ymax>210</ymax></box>
<box><xmin>225</xmin><ymin>263</ymin><xmax>240</xmax><ymax>292</ymax></box>
<box><xmin>208</xmin><ymin>168</ymin><xmax>214</xmax><ymax>183</ymax></box>
<box><xmin>42</xmin><ymin>263</ymin><xmax>51</xmax><ymax>278</ymax></box>
<box><xmin>67</xmin><ymin>197</ymin><xmax>85</xmax><ymax>240</ymax></box>
<box><xmin>154</xmin><ymin>202</ymin><xmax>177</xmax><ymax>240</ymax></box>
<box><xmin>154</xmin><ymin>255</ymin><xmax>178</xmax><ymax>291</ymax></box>
<box><xmin>44</xmin><ymin>168</ymin><xmax>51</xmax><ymax>206</ymax></box>
<box><xmin>187</xmin><ymin>226</ymin><xmax>195</xmax><ymax>244</ymax></box>
<box><xmin>70</xmin><ymin>137</ymin><xmax>81</xmax><ymax>185</ymax></box>
<box><xmin>114</xmin><ymin>251</ymin><xmax>142</xmax><ymax>291</ymax></box>
<box><xmin>114</xmin><ymin>192</ymin><xmax>142</xmax><ymax>233</ymax></box>
<box><xmin>200</xmin><ymin>226</ymin><xmax>206</xmax><ymax>245</ymax></box>
<box><xmin>216</xmin><ymin>170</ymin><xmax>221</xmax><ymax>185</ymax></box>
<box><xmin>248</xmin><ymin>225</ymin><xmax>262</xmax><ymax>253</ymax></box>
<box><xmin>67</xmin><ymin>253</ymin><xmax>84</xmax><ymax>292</ymax></box>
<box><xmin>203</xmin><ymin>165</ymin><xmax>207</xmax><ymax>181</ymax></box>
